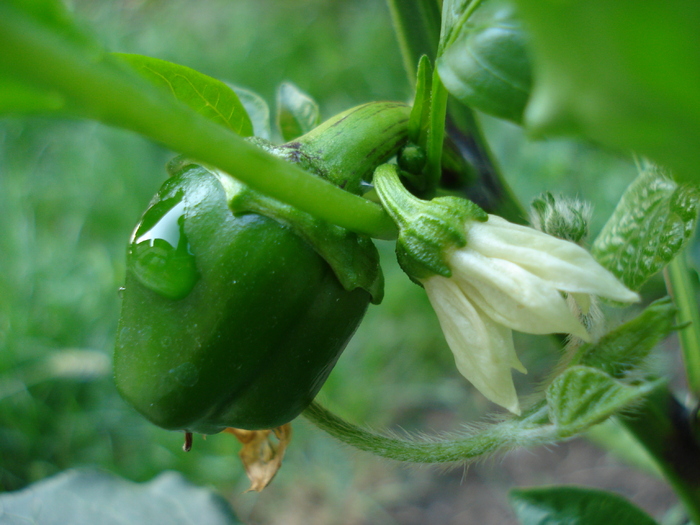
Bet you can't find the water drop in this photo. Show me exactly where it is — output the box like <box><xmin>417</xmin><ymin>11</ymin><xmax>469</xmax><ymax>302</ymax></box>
<box><xmin>128</xmin><ymin>192</ymin><xmax>199</xmax><ymax>300</ymax></box>
<box><xmin>117</xmin><ymin>286</ymin><xmax>125</xmax><ymax>298</ymax></box>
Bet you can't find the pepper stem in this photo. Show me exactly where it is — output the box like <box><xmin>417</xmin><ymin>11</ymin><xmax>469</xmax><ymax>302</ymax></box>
<box><xmin>284</xmin><ymin>102</ymin><xmax>411</xmax><ymax>195</ymax></box>
<box><xmin>372</xmin><ymin>163</ymin><xmax>426</xmax><ymax>229</ymax></box>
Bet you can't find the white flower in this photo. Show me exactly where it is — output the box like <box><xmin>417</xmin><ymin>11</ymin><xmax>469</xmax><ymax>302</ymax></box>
<box><xmin>421</xmin><ymin>215</ymin><xmax>639</xmax><ymax>415</ymax></box>
<box><xmin>371</xmin><ymin>163</ymin><xmax>639</xmax><ymax>416</ymax></box>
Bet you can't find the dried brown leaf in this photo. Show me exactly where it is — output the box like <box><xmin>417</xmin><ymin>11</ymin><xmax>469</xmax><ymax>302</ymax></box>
<box><xmin>225</xmin><ymin>424</ymin><xmax>292</xmax><ymax>492</ymax></box>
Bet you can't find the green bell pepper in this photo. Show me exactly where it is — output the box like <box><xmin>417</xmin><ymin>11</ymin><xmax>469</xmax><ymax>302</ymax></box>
<box><xmin>114</xmin><ymin>102</ymin><xmax>409</xmax><ymax>433</ymax></box>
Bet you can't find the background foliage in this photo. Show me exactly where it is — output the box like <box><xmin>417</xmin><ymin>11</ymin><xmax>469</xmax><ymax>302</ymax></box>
<box><xmin>0</xmin><ymin>0</ymin><xmax>683</xmax><ymax>523</ymax></box>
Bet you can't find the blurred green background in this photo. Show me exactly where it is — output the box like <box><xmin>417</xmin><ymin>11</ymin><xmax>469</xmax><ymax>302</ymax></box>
<box><xmin>0</xmin><ymin>0</ymin><xmax>676</xmax><ymax>523</ymax></box>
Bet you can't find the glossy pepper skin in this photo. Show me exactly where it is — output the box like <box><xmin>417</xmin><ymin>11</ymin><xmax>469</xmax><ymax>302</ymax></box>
<box><xmin>114</xmin><ymin>166</ymin><xmax>370</xmax><ymax>433</ymax></box>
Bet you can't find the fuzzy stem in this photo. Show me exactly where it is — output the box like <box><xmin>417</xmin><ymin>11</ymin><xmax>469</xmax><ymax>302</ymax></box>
<box><xmin>303</xmin><ymin>401</ymin><xmax>554</xmax><ymax>463</ymax></box>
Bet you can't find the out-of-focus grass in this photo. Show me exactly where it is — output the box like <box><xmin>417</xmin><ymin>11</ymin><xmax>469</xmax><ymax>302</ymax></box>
<box><xmin>0</xmin><ymin>0</ymin><xmax>647</xmax><ymax>521</ymax></box>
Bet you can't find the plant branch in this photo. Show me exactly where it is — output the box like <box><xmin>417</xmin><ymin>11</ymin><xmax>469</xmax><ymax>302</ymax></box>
<box><xmin>665</xmin><ymin>253</ymin><xmax>700</xmax><ymax>397</ymax></box>
<box><xmin>304</xmin><ymin>401</ymin><xmax>554</xmax><ymax>464</ymax></box>
<box><xmin>0</xmin><ymin>4</ymin><xmax>398</xmax><ymax>239</ymax></box>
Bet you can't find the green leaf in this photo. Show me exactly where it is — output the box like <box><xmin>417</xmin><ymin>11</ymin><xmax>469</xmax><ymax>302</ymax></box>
<box><xmin>0</xmin><ymin>469</ymin><xmax>243</xmax><ymax>524</ymax></box>
<box><xmin>115</xmin><ymin>53</ymin><xmax>253</xmax><ymax>136</ymax></box>
<box><xmin>438</xmin><ymin>3</ymin><xmax>532</xmax><ymax>123</ymax></box>
<box><xmin>439</xmin><ymin>0</ymin><xmax>472</xmax><ymax>51</ymax></box>
<box><xmin>546</xmin><ymin>366</ymin><xmax>661</xmax><ymax>437</ymax></box>
<box><xmin>510</xmin><ymin>486</ymin><xmax>660</xmax><ymax>525</ymax></box>
<box><xmin>385</xmin><ymin>0</ymin><xmax>440</xmax><ymax>85</ymax></box>
<box><xmin>592</xmin><ymin>164</ymin><xmax>700</xmax><ymax>291</ymax></box>
<box><xmin>586</xmin><ymin>420</ymin><xmax>662</xmax><ymax>477</ymax></box>
<box><xmin>276</xmin><ymin>82</ymin><xmax>320</xmax><ymax>142</ymax></box>
<box><xmin>228</xmin><ymin>84</ymin><xmax>271</xmax><ymax>140</ymax></box>
<box><xmin>514</xmin><ymin>0</ymin><xmax>700</xmax><ymax>184</ymax></box>
<box><xmin>574</xmin><ymin>297</ymin><xmax>677</xmax><ymax>378</ymax></box>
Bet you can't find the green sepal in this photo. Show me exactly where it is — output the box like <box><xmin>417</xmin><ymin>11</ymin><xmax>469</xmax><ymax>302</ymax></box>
<box><xmin>172</xmin><ymin>163</ymin><xmax>384</xmax><ymax>304</ymax></box>
<box><xmin>374</xmin><ymin>163</ymin><xmax>486</xmax><ymax>281</ymax></box>
<box><xmin>592</xmin><ymin>164</ymin><xmax>700</xmax><ymax>291</ymax></box>
<box><xmin>395</xmin><ymin>195</ymin><xmax>482</xmax><ymax>280</ymax></box>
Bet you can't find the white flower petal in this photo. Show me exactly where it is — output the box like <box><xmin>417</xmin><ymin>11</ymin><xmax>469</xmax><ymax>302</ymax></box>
<box><xmin>448</xmin><ymin>249</ymin><xmax>591</xmax><ymax>341</ymax></box>
<box><xmin>424</xmin><ymin>275</ymin><xmax>524</xmax><ymax>414</ymax></box>
<box><xmin>467</xmin><ymin>215</ymin><xmax>639</xmax><ymax>304</ymax></box>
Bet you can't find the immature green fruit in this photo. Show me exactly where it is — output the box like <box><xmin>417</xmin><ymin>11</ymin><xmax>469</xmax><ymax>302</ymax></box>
<box><xmin>115</xmin><ymin>101</ymin><xmax>409</xmax><ymax>433</ymax></box>
<box><xmin>115</xmin><ymin>167</ymin><xmax>370</xmax><ymax>433</ymax></box>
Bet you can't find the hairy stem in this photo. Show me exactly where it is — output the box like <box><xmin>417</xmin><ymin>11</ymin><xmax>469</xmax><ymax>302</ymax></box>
<box><xmin>304</xmin><ymin>401</ymin><xmax>554</xmax><ymax>463</ymax></box>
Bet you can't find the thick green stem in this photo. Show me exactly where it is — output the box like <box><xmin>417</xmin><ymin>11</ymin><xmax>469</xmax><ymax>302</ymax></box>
<box><xmin>0</xmin><ymin>4</ymin><xmax>397</xmax><ymax>239</ymax></box>
<box><xmin>619</xmin><ymin>388</ymin><xmax>700</xmax><ymax>524</ymax></box>
<box><xmin>665</xmin><ymin>253</ymin><xmax>700</xmax><ymax>397</ymax></box>
<box><xmin>293</xmin><ymin>102</ymin><xmax>410</xmax><ymax>195</ymax></box>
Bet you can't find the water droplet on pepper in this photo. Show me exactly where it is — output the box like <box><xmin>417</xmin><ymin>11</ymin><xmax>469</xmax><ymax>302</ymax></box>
<box><xmin>128</xmin><ymin>193</ymin><xmax>199</xmax><ymax>300</ymax></box>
